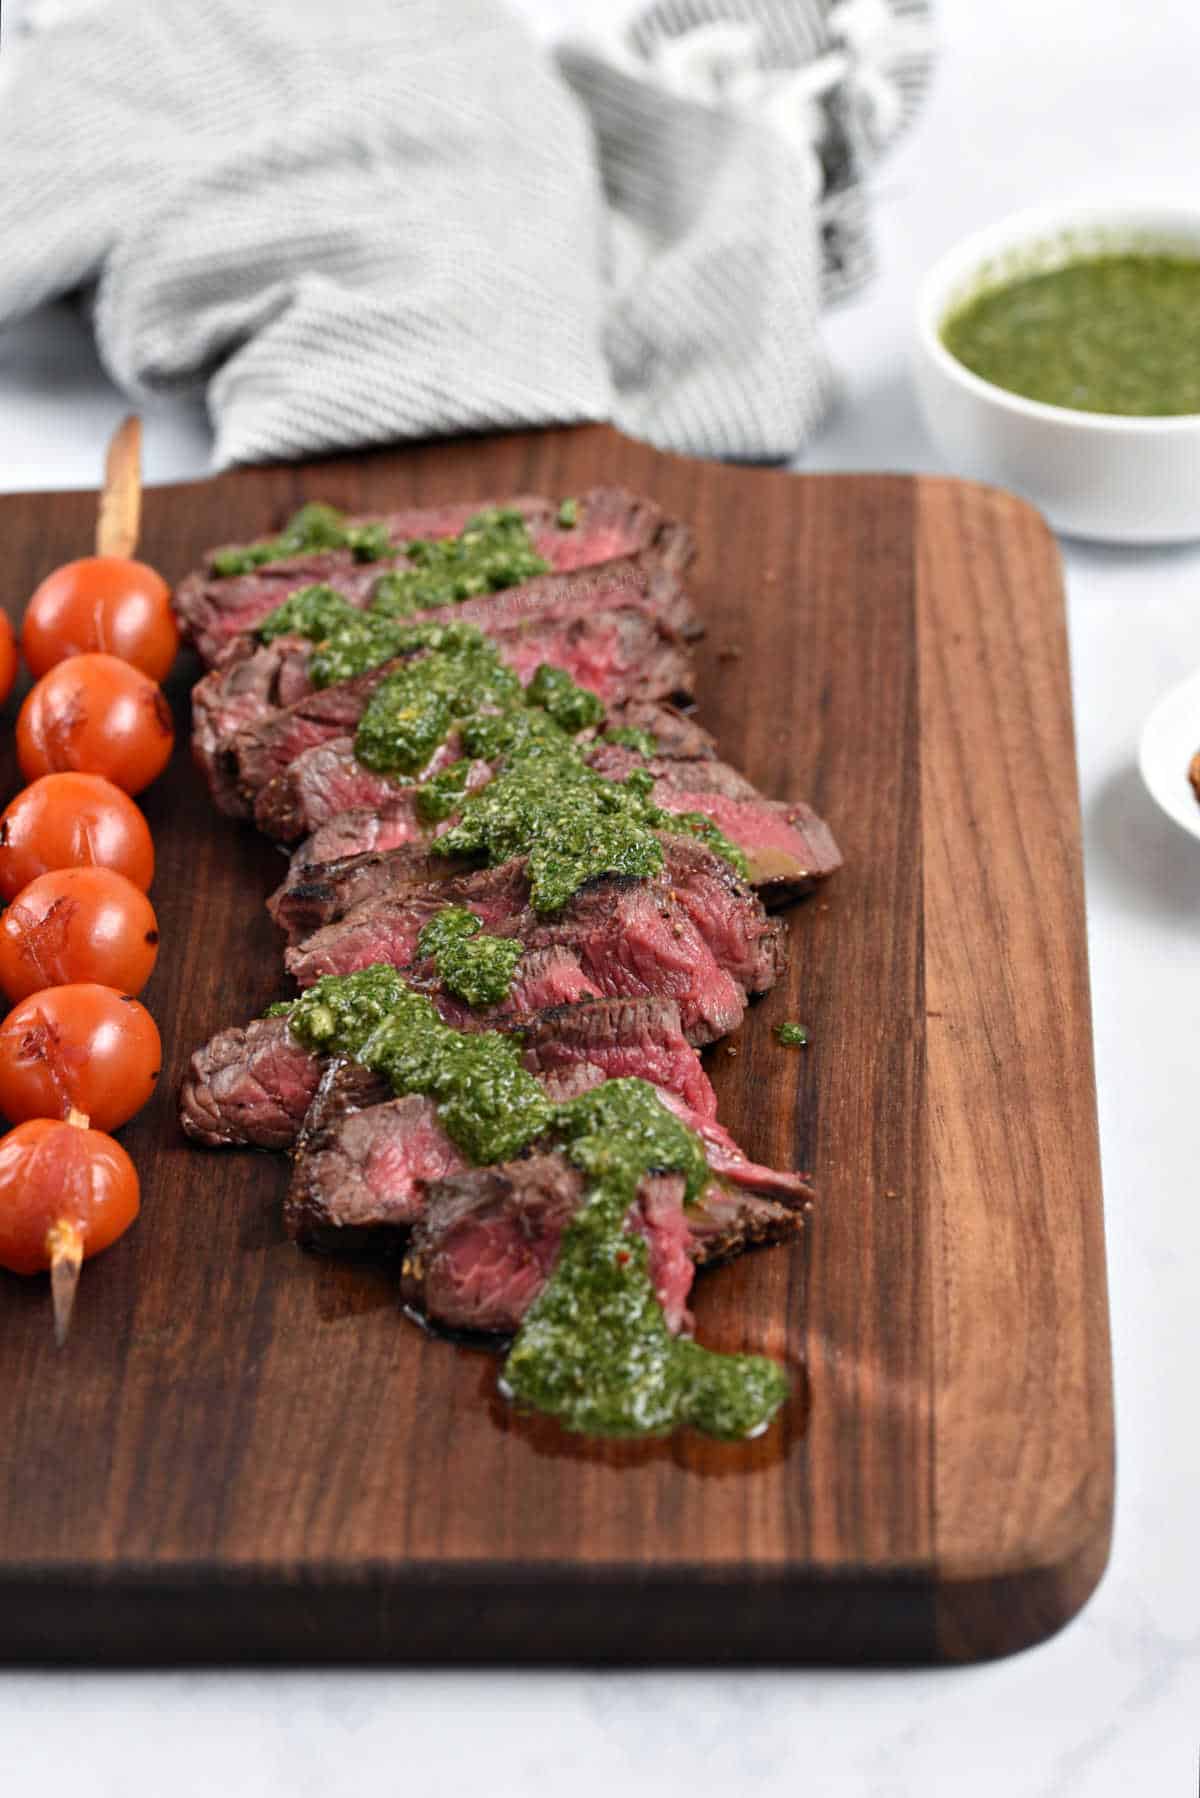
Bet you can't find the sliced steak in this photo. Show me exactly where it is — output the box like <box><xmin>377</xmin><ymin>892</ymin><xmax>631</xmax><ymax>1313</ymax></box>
<box><xmin>181</xmin><ymin>947</ymin><xmax>604</xmax><ymax>1152</ymax></box>
<box><xmin>400</xmin><ymin>1147</ymin><xmax>810</xmax><ymax>1337</ymax></box>
<box><xmin>192</xmin><ymin>553</ymin><xmax>702</xmax><ymax>807</ymax></box>
<box><xmin>178</xmin><ymin>1014</ymin><xmax>379</xmax><ymax>1150</ymax></box>
<box><xmin>269</xmin><ymin>744</ymin><xmax>839</xmax><ymax>940</ymax></box>
<box><xmin>520</xmin><ymin>996</ymin><xmax>717</xmax><ymax>1120</ymax></box>
<box><xmin>286</xmin><ymin>1077</ymin><xmax>467</xmax><ymax>1250</ymax></box>
<box><xmin>177</xmin><ymin>488</ymin><xmax>694</xmax><ymax>666</ymax></box>
<box><xmin>228</xmin><ymin>609</ymin><xmax>694</xmax><ymax>834</ymax></box>
<box><xmin>286</xmin><ymin>843</ymin><xmax>783</xmax><ymax>1044</ymax></box>
<box><xmin>399</xmin><ymin>1155</ymin><xmax>695</xmax><ymax>1336</ymax></box>
<box><xmin>586</xmin><ymin>743</ymin><xmax>842</xmax><ymax>901</ymax></box>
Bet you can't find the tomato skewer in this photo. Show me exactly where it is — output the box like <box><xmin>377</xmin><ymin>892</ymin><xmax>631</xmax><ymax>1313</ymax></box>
<box><xmin>0</xmin><ymin>1105</ymin><xmax>140</xmax><ymax>1346</ymax></box>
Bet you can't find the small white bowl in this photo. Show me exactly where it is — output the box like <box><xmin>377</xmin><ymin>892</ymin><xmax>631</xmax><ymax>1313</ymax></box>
<box><xmin>914</xmin><ymin>204</ymin><xmax>1200</xmax><ymax>543</ymax></box>
<box><xmin>1139</xmin><ymin>665</ymin><xmax>1200</xmax><ymax>843</ymax></box>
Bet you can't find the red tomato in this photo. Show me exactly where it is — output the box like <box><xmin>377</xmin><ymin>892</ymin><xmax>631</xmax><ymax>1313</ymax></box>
<box><xmin>0</xmin><ymin>1116</ymin><xmax>138</xmax><ymax>1276</ymax></box>
<box><xmin>17</xmin><ymin>653</ymin><xmax>174</xmax><ymax>795</ymax></box>
<box><xmin>0</xmin><ymin>983</ymin><xmax>161</xmax><ymax>1131</ymax></box>
<box><xmin>23</xmin><ymin>556</ymin><xmax>178</xmax><ymax>681</ymax></box>
<box><xmin>0</xmin><ymin>613</ymin><xmax>17</xmax><ymax>707</ymax></box>
<box><xmin>0</xmin><ymin>867</ymin><xmax>159</xmax><ymax>1002</ymax></box>
<box><xmin>0</xmin><ymin>773</ymin><xmax>154</xmax><ymax>901</ymax></box>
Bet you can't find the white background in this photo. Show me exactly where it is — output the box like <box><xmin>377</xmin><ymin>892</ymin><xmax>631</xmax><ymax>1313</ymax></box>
<box><xmin>1</xmin><ymin>1</ymin><xmax>1199</xmax><ymax>1792</ymax></box>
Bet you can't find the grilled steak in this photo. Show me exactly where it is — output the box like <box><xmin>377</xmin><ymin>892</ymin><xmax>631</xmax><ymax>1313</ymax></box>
<box><xmin>276</xmin><ymin>702</ymin><xmax>715</xmax><ymax>876</ymax></box>
<box><xmin>222</xmin><ymin>609</ymin><xmax>695</xmax><ymax>833</ymax></box>
<box><xmin>400</xmin><ymin>1155</ymin><xmax>695</xmax><ymax>1335</ymax></box>
<box><xmin>285</xmin><ymin>842</ymin><xmax>785</xmax><ymax>1045</ymax></box>
<box><xmin>266</xmin><ymin>749</ymin><xmax>840</xmax><ymax>942</ymax></box>
<box><xmin>192</xmin><ymin>553</ymin><xmax>703</xmax><ymax>810</ymax></box>
<box><xmin>400</xmin><ymin>1151</ymin><xmax>809</xmax><ymax>1337</ymax></box>
<box><xmin>180</xmin><ymin>946</ymin><xmax>605</xmax><ymax>1151</ymax></box>
<box><xmin>177</xmin><ymin>488</ymin><xmax>694</xmax><ymax>666</ymax></box>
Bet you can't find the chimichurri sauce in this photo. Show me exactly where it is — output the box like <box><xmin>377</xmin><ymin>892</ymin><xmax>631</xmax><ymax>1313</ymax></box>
<box><xmin>941</xmin><ymin>253</ymin><xmax>1200</xmax><ymax>416</ymax></box>
<box><xmin>212</xmin><ymin>503</ymin><xmax>391</xmax><ymax>577</ymax></box>
<box><xmin>416</xmin><ymin>906</ymin><xmax>523</xmax><ymax>1008</ymax></box>
<box><xmin>273</xmin><ymin>974</ymin><xmax>789</xmax><ymax>1441</ymax></box>
<box><xmin>503</xmin><ymin>1078</ymin><xmax>789</xmax><ymax>1440</ymax></box>
<box><xmin>220</xmin><ymin>502</ymin><xmax>549</xmax><ymax>603</ymax></box>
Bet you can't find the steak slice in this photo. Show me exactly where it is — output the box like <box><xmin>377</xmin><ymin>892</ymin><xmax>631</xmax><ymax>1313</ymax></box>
<box><xmin>231</xmin><ymin>609</ymin><xmax>695</xmax><ymax>835</ymax></box>
<box><xmin>178</xmin><ymin>1013</ymin><xmax>371</xmax><ymax>1151</ymax></box>
<box><xmin>519</xmin><ymin>996</ymin><xmax>717</xmax><ymax>1120</ymax></box>
<box><xmin>286</xmin><ymin>1075</ymin><xmax>467</xmax><ymax>1250</ymax></box>
<box><xmin>285</xmin><ymin>844</ymin><xmax>784</xmax><ymax>1045</ymax></box>
<box><xmin>400</xmin><ymin>1150</ymin><xmax>810</xmax><ymax>1337</ymax></box>
<box><xmin>399</xmin><ymin>1155</ymin><xmax>696</xmax><ymax>1336</ymax></box>
<box><xmin>586</xmin><ymin>743</ymin><xmax>843</xmax><ymax>901</ymax></box>
<box><xmin>268</xmin><ymin>747</ymin><xmax>839</xmax><ymax>941</ymax></box>
<box><xmin>180</xmin><ymin>945</ymin><xmax>604</xmax><ymax>1151</ymax></box>
<box><xmin>177</xmin><ymin>488</ymin><xmax>694</xmax><ymax>666</ymax></box>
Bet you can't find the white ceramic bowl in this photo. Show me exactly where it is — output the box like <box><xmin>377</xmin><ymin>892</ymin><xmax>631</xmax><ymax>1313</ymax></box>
<box><xmin>1139</xmin><ymin>665</ymin><xmax>1200</xmax><ymax>843</ymax></box>
<box><xmin>914</xmin><ymin>204</ymin><xmax>1200</xmax><ymax>543</ymax></box>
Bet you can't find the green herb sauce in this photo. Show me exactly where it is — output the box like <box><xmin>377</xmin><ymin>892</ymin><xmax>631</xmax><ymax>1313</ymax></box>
<box><xmin>604</xmin><ymin>725</ymin><xmax>659</xmax><ymax>756</ymax></box>
<box><xmin>367</xmin><ymin>507</ymin><xmax>549</xmax><ymax>618</ymax></box>
<box><xmin>416</xmin><ymin>907</ymin><xmax>523</xmax><ymax>1008</ymax></box>
<box><xmin>941</xmin><ymin>253</ymin><xmax>1200</xmax><ymax>416</ymax></box>
<box><xmin>524</xmin><ymin>663</ymin><xmax>605</xmax><ymax>734</ymax></box>
<box><xmin>557</xmin><ymin>497</ymin><xmax>579</xmax><ymax>528</ymax></box>
<box><xmin>284</xmin><ymin>968</ymin><xmax>551</xmax><ymax>1164</ymax></box>
<box><xmin>503</xmin><ymin>1078</ymin><xmax>789</xmax><ymax>1440</ymax></box>
<box><xmin>212</xmin><ymin>503</ymin><xmax>390</xmax><ymax>577</ymax></box>
<box><xmin>355</xmin><ymin>625</ymin><xmax>521</xmax><ymax>777</ymax></box>
<box><xmin>776</xmin><ymin>1022</ymin><xmax>809</xmax><ymax>1047</ymax></box>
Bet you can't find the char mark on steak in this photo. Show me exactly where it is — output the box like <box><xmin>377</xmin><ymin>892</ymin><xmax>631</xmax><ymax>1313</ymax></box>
<box><xmin>285</xmin><ymin>840</ymin><xmax>784</xmax><ymax>1046</ymax></box>
<box><xmin>176</xmin><ymin>488</ymin><xmax>695</xmax><ymax>667</ymax></box>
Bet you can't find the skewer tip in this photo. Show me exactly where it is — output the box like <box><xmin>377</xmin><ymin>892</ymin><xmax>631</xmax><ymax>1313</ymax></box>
<box><xmin>48</xmin><ymin>1220</ymin><xmax>84</xmax><ymax>1349</ymax></box>
<box><xmin>96</xmin><ymin>413</ymin><xmax>143</xmax><ymax>560</ymax></box>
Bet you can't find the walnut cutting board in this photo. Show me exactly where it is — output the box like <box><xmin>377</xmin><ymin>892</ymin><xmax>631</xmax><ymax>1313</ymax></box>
<box><xmin>0</xmin><ymin>427</ymin><xmax>1112</xmax><ymax>1665</ymax></box>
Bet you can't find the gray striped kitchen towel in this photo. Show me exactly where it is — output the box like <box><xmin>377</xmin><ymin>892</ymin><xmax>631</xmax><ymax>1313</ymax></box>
<box><xmin>0</xmin><ymin>0</ymin><xmax>932</xmax><ymax>467</ymax></box>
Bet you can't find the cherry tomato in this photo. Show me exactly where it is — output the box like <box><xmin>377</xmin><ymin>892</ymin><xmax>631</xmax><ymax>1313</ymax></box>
<box><xmin>23</xmin><ymin>556</ymin><xmax>178</xmax><ymax>681</ymax></box>
<box><xmin>0</xmin><ymin>613</ymin><xmax>18</xmax><ymax>707</ymax></box>
<box><xmin>0</xmin><ymin>1116</ymin><xmax>138</xmax><ymax>1276</ymax></box>
<box><xmin>0</xmin><ymin>983</ymin><xmax>161</xmax><ymax>1131</ymax></box>
<box><xmin>0</xmin><ymin>773</ymin><xmax>154</xmax><ymax>901</ymax></box>
<box><xmin>0</xmin><ymin>867</ymin><xmax>159</xmax><ymax>1002</ymax></box>
<box><xmin>17</xmin><ymin>653</ymin><xmax>174</xmax><ymax>795</ymax></box>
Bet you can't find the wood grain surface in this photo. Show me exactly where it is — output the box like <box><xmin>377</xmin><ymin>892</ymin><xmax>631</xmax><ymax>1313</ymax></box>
<box><xmin>0</xmin><ymin>427</ymin><xmax>1112</xmax><ymax>1664</ymax></box>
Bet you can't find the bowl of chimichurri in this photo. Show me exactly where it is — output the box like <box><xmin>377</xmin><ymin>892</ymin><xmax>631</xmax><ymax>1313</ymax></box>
<box><xmin>914</xmin><ymin>205</ymin><xmax>1200</xmax><ymax>542</ymax></box>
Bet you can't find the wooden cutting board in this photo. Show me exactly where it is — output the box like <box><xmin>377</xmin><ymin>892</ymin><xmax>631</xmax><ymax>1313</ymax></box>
<box><xmin>0</xmin><ymin>426</ymin><xmax>1112</xmax><ymax>1665</ymax></box>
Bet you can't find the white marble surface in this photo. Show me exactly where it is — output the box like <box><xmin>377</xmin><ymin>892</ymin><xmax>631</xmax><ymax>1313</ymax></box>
<box><xmin>2</xmin><ymin>1</ymin><xmax>1199</xmax><ymax>1792</ymax></box>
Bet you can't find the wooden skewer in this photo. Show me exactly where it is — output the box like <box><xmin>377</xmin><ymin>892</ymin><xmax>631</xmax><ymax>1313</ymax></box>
<box><xmin>95</xmin><ymin>414</ymin><xmax>142</xmax><ymax>559</ymax></box>
<box><xmin>48</xmin><ymin>1220</ymin><xmax>84</xmax><ymax>1349</ymax></box>
<box><xmin>48</xmin><ymin>1108</ymin><xmax>93</xmax><ymax>1348</ymax></box>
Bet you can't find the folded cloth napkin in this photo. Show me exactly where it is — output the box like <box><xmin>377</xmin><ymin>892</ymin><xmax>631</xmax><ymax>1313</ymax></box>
<box><xmin>0</xmin><ymin>0</ymin><xmax>932</xmax><ymax>467</ymax></box>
